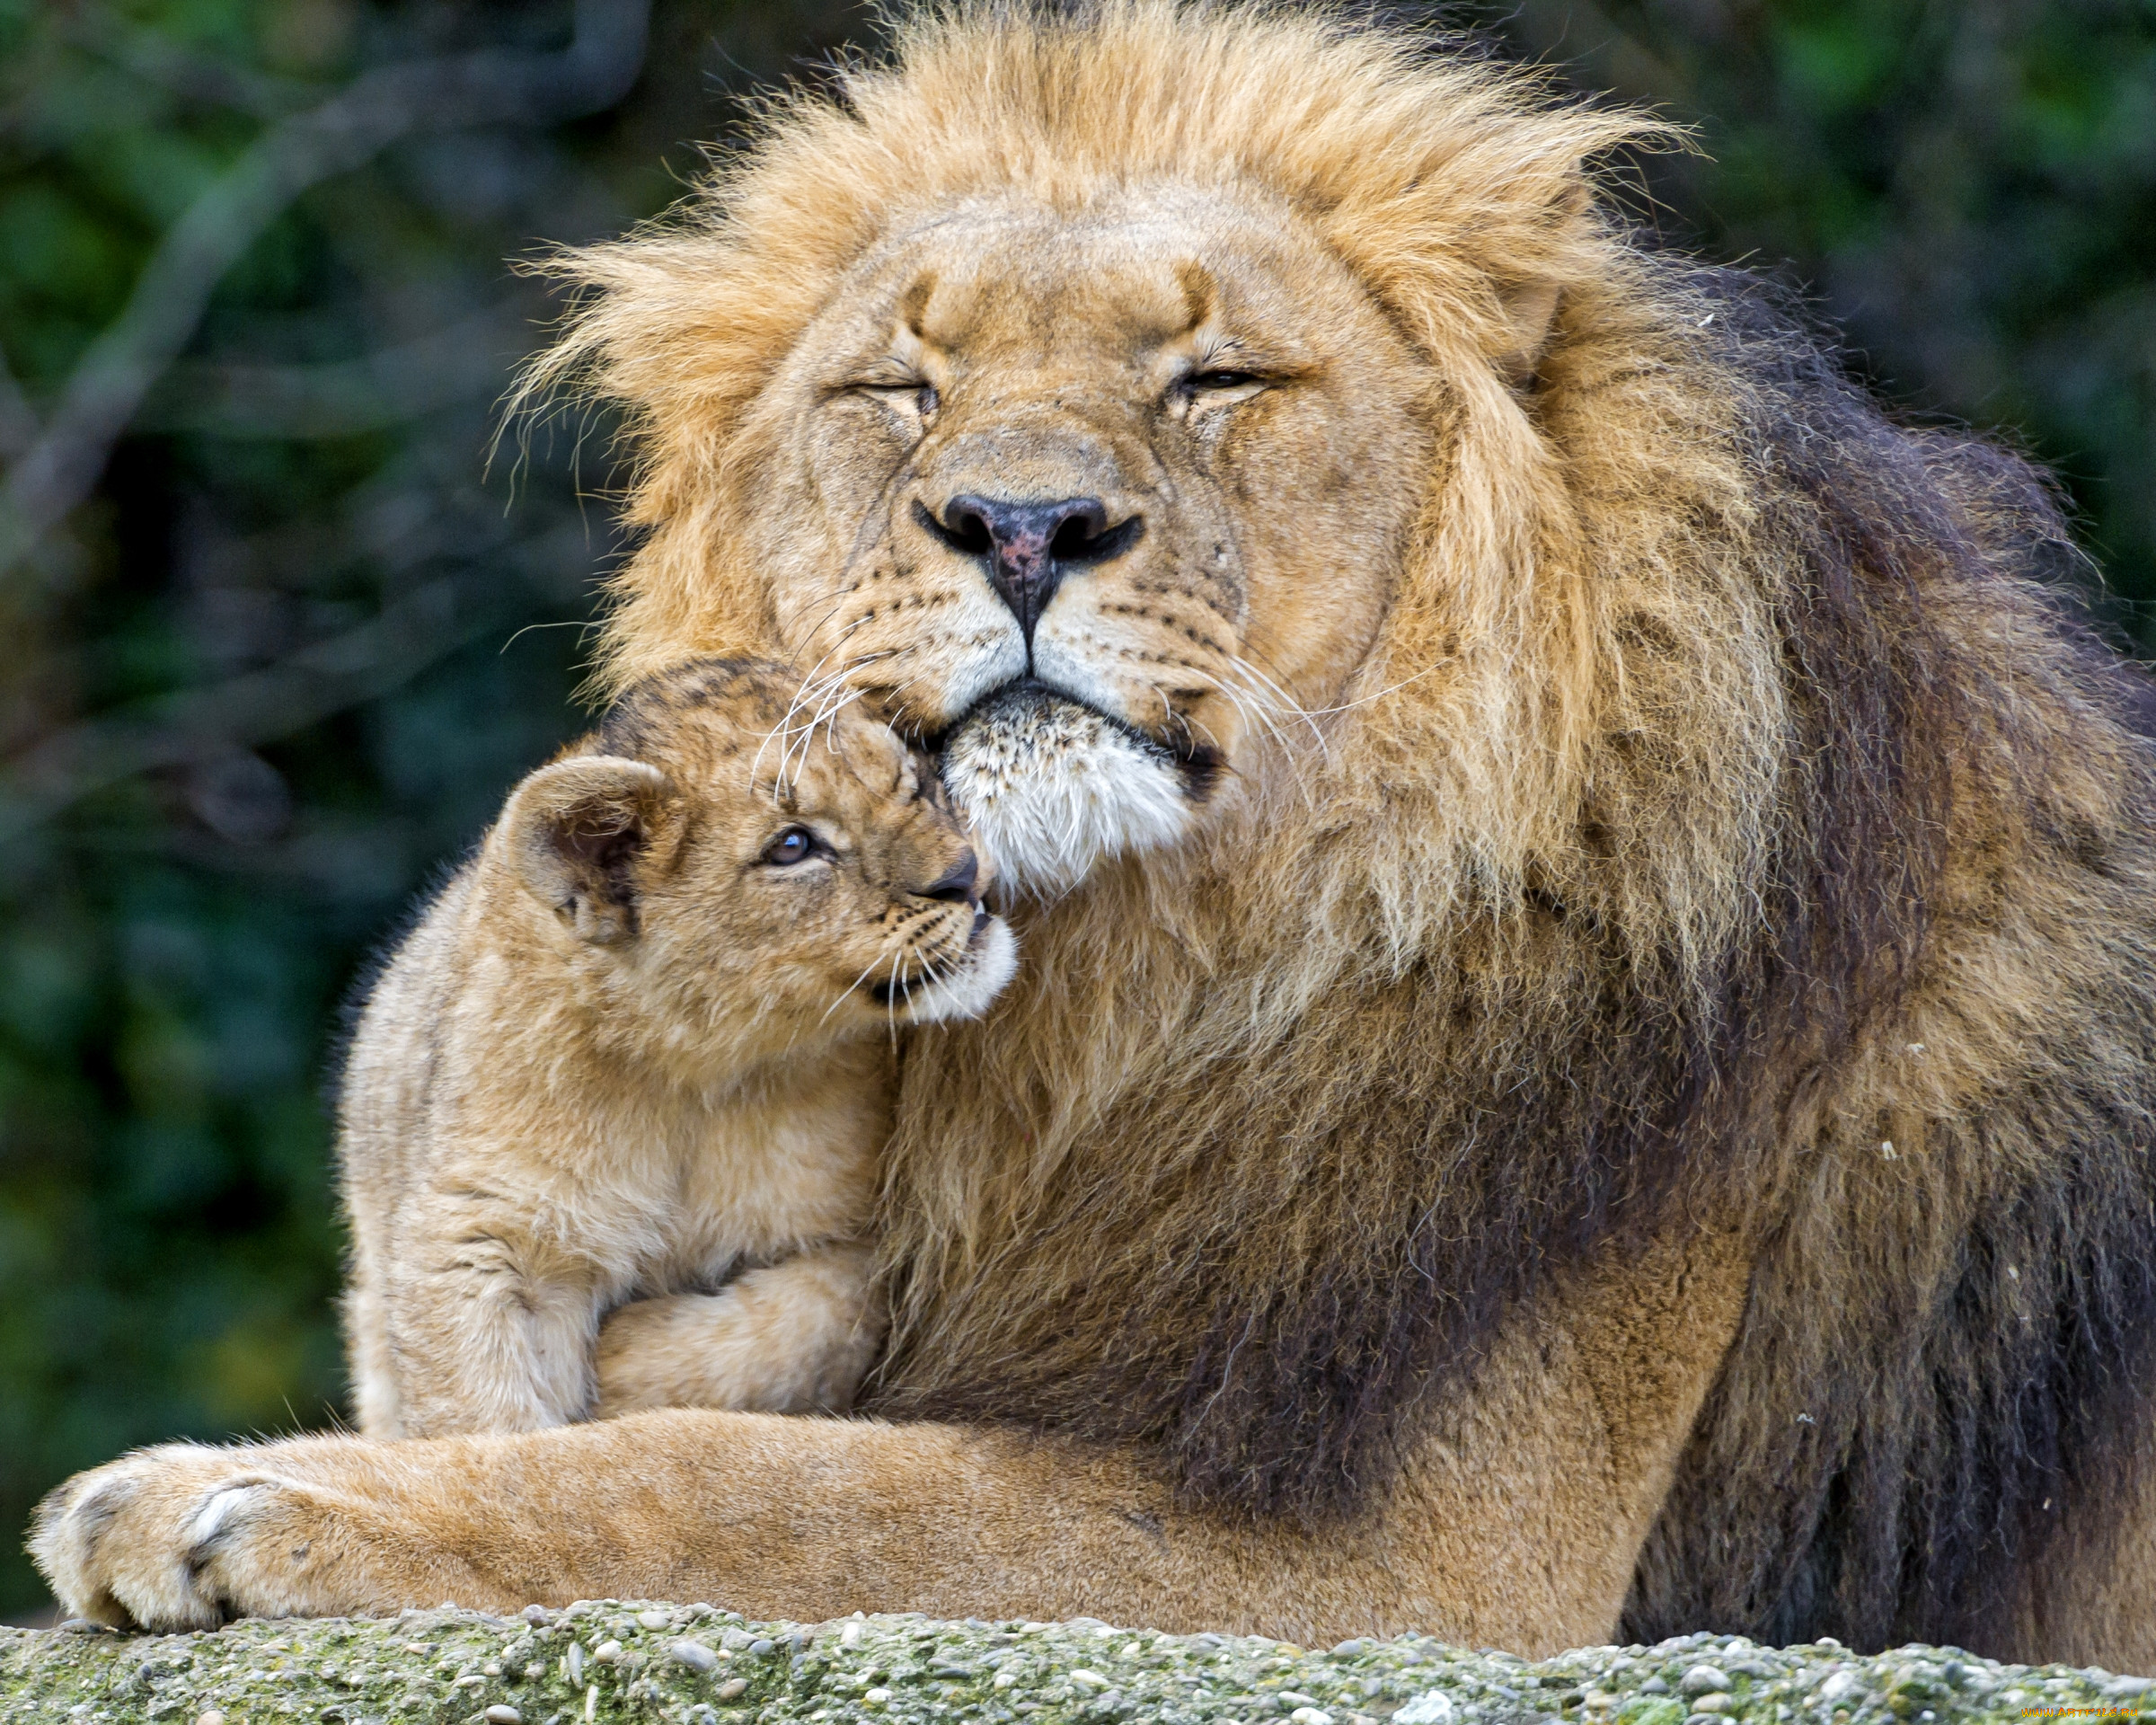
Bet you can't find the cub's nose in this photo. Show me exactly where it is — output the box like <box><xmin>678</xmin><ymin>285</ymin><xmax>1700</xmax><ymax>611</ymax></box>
<box><xmin>915</xmin><ymin>849</ymin><xmax>980</xmax><ymax>906</ymax></box>
<box><xmin>927</xmin><ymin>494</ymin><xmax>1135</xmax><ymax>641</ymax></box>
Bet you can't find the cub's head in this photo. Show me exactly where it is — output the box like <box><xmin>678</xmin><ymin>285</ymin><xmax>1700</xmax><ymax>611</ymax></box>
<box><xmin>496</xmin><ymin>659</ymin><xmax>1016</xmax><ymax>1059</ymax></box>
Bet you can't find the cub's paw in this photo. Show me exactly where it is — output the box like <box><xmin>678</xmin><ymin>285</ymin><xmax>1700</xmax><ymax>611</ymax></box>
<box><xmin>32</xmin><ymin>1448</ymin><xmax>342</xmax><ymax>1631</ymax></box>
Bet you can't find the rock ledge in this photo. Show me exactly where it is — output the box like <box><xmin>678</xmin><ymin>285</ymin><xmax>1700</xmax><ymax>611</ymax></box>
<box><xmin>1</xmin><ymin>1605</ymin><xmax>2146</xmax><ymax>1724</ymax></box>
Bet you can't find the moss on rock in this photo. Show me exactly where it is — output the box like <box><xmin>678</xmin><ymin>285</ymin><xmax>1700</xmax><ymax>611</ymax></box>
<box><xmin>0</xmin><ymin>1606</ymin><xmax>2147</xmax><ymax>1725</ymax></box>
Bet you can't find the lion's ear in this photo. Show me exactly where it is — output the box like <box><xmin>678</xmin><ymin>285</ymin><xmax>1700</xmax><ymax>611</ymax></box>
<box><xmin>499</xmin><ymin>756</ymin><xmax>679</xmax><ymax>945</ymax></box>
<box><xmin>1495</xmin><ymin>277</ymin><xmax>1564</xmax><ymax>386</ymax></box>
<box><xmin>1492</xmin><ymin>181</ymin><xmax>1591</xmax><ymax>388</ymax></box>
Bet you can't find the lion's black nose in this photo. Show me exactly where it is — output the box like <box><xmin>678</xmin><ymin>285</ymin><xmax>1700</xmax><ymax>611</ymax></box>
<box><xmin>915</xmin><ymin>850</ymin><xmax>980</xmax><ymax>906</ymax></box>
<box><xmin>925</xmin><ymin>493</ymin><xmax>1137</xmax><ymax>642</ymax></box>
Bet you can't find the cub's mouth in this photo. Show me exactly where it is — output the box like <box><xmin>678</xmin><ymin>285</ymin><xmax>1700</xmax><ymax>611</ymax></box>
<box><xmin>932</xmin><ymin>678</ymin><xmax>1224</xmax><ymax>899</ymax></box>
<box><xmin>871</xmin><ymin>908</ymin><xmax>1019</xmax><ymax>1022</ymax></box>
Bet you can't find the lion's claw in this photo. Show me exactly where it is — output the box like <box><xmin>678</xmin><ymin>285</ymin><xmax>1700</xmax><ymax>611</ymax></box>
<box><xmin>31</xmin><ymin>1448</ymin><xmax>327</xmax><ymax>1632</ymax></box>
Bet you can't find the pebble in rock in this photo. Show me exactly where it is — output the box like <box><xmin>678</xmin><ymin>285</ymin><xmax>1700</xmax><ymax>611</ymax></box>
<box><xmin>671</xmin><ymin>1639</ymin><xmax>720</xmax><ymax>1675</ymax></box>
<box><xmin>482</xmin><ymin>1709</ymin><xmax>522</xmax><ymax>1725</ymax></box>
<box><xmin>1681</xmin><ymin>1666</ymin><xmax>1734</xmax><ymax>1696</ymax></box>
<box><xmin>194</xmin><ymin>1713</ymin><xmax>225</xmax><ymax>1725</ymax></box>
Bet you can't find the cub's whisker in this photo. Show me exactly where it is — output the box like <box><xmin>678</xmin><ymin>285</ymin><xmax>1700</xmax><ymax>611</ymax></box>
<box><xmin>820</xmin><ymin>948</ymin><xmax>895</xmax><ymax>1030</ymax></box>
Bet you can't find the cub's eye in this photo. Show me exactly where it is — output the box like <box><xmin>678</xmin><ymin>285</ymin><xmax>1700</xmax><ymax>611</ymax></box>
<box><xmin>762</xmin><ymin>827</ymin><xmax>819</xmax><ymax>867</ymax></box>
<box><xmin>1188</xmin><ymin>368</ymin><xmax>1259</xmax><ymax>391</ymax></box>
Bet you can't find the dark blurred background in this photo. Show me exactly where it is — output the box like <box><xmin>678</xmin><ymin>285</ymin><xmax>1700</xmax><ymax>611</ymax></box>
<box><xmin>0</xmin><ymin>0</ymin><xmax>2148</xmax><ymax>1619</ymax></box>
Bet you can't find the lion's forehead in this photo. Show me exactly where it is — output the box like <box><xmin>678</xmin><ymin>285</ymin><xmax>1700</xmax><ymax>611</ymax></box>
<box><xmin>816</xmin><ymin>189</ymin><xmax>1365</xmax><ymax>371</ymax></box>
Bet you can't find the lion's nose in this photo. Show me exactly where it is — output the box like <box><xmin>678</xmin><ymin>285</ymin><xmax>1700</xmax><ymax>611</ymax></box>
<box><xmin>915</xmin><ymin>849</ymin><xmax>980</xmax><ymax>906</ymax></box>
<box><xmin>925</xmin><ymin>493</ymin><xmax>1137</xmax><ymax>642</ymax></box>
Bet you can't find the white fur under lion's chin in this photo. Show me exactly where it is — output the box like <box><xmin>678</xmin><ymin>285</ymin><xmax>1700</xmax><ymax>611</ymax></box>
<box><xmin>940</xmin><ymin>686</ymin><xmax>1197</xmax><ymax>900</ymax></box>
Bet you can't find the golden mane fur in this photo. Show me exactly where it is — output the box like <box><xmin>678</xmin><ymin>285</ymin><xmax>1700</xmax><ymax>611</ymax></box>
<box><xmin>525</xmin><ymin>2</ymin><xmax>2156</xmax><ymax>1653</ymax></box>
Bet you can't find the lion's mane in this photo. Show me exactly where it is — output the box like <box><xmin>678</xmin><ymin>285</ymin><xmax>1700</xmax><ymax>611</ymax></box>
<box><xmin>535</xmin><ymin>2</ymin><xmax>2156</xmax><ymax>1655</ymax></box>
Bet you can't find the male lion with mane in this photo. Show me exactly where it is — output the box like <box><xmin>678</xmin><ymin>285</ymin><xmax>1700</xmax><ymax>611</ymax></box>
<box><xmin>35</xmin><ymin>0</ymin><xmax>2156</xmax><ymax>1667</ymax></box>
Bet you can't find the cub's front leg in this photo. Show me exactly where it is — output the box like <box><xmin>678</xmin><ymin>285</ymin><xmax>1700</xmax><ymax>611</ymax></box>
<box><xmin>594</xmin><ymin>1242</ymin><xmax>883</xmax><ymax>1417</ymax></box>
<box><xmin>384</xmin><ymin>1196</ymin><xmax>601</xmax><ymax>1437</ymax></box>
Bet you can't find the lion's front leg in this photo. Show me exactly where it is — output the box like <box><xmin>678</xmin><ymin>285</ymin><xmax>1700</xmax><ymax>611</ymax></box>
<box><xmin>29</xmin><ymin>1413</ymin><xmax>1210</xmax><ymax>1634</ymax></box>
<box><xmin>31</xmin><ymin>1231</ymin><xmax>1753</xmax><ymax>1645</ymax></box>
<box><xmin>31</xmin><ymin>1439</ymin><xmax>507</xmax><ymax>1630</ymax></box>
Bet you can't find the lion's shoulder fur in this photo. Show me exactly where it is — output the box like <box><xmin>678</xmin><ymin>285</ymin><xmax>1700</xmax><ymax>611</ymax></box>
<box><xmin>534</xmin><ymin>1</ymin><xmax>2156</xmax><ymax>1657</ymax></box>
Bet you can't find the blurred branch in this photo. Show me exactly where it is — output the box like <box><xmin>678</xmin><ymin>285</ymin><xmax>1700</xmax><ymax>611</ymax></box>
<box><xmin>139</xmin><ymin>301</ymin><xmax>535</xmax><ymax>439</ymax></box>
<box><xmin>0</xmin><ymin>0</ymin><xmax>650</xmax><ymax>598</ymax></box>
<box><xmin>0</xmin><ymin>522</ymin><xmax>599</xmax><ymax>842</ymax></box>
<box><xmin>59</xmin><ymin>4</ymin><xmax>316</xmax><ymax>119</ymax></box>
<box><xmin>0</xmin><ymin>345</ymin><xmax>37</xmax><ymax>464</ymax></box>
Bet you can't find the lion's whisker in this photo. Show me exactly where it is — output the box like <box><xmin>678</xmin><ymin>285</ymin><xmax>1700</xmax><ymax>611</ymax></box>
<box><xmin>763</xmin><ymin>651</ymin><xmax>888</xmax><ymax>795</ymax></box>
<box><xmin>1299</xmin><ymin>660</ymin><xmax>1447</xmax><ymax>718</ymax></box>
<box><xmin>1229</xmin><ymin>654</ymin><xmax>1330</xmax><ymax>758</ymax></box>
<box><xmin>758</xmin><ymin>614</ymin><xmax>863</xmax><ymax>777</ymax></box>
<box><xmin>761</xmin><ymin>627</ymin><xmax>884</xmax><ymax>793</ymax></box>
<box><xmin>806</xmin><ymin>678</ymin><xmax>871</xmax><ymax>761</ymax></box>
<box><xmin>792</xmin><ymin>674</ymin><xmax>871</xmax><ymax>774</ymax></box>
<box><xmin>773</xmin><ymin>668</ymin><xmax>853</xmax><ymax>778</ymax></box>
<box><xmin>1171</xmin><ymin>667</ymin><xmax>1321</xmax><ymax>809</ymax></box>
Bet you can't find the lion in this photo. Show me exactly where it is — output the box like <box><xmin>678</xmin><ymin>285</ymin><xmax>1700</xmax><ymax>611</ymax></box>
<box><xmin>337</xmin><ymin>659</ymin><xmax>1016</xmax><ymax>1440</ymax></box>
<box><xmin>31</xmin><ymin>0</ymin><xmax>2156</xmax><ymax>1667</ymax></box>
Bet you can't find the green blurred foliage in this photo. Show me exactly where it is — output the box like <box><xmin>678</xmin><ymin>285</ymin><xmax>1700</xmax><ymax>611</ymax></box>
<box><xmin>1508</xmin><ymin>0</ymin><xmax>2156</xmax><ymax>639</ymax></box>
<box><xmin>0</xmin><ymin>0</ymin><xmax>860</xmax><ymax>1618</ymax></box>
<box><xmin>0</xmin><ymin>0</ymin><xmax>2147</xmax><ymax>1620</ymax></box>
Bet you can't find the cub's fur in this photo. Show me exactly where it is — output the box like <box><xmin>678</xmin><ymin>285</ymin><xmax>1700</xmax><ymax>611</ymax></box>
<box><xmin>338</xmin><ymin>659</ymin><xmax>1015</xmax><ymax>1438</ymax></box>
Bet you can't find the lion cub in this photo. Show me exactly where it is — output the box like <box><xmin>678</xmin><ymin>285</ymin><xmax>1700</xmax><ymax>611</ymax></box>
<box><xmin>338</xmin><ymin>659</ymin><xmax>1016</xmax><ymax>1438</ymax></box>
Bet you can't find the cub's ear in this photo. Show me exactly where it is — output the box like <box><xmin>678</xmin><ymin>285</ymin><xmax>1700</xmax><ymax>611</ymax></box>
<box><xmin>499</xmin><ymin>756</ymin><xmax>679</xmax><ymax>945</ymax></box>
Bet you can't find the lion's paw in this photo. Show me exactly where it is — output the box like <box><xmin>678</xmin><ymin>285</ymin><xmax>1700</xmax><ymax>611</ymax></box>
<box><xmin>32</xmin><ymin>1448</ymin><xmax>339</xmax><ymax>1631</ymax></box>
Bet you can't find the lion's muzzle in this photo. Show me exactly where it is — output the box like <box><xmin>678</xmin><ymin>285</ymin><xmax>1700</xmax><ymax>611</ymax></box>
<box><xmin>940</xmin><ymin>679</ymin><xmax>1218</xmax><ymax>899</ymax></box>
